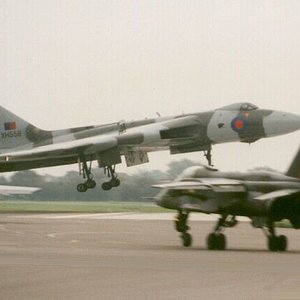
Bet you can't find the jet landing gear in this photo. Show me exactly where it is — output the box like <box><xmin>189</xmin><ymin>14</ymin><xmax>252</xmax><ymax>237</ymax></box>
<box><xmin>206</xmin><ymin>215</ymin><xmax>237</xmax><ymax>250</ymax></box>
<box><xmin>101</xmin><ymin>165</ymin><xmax>120</xmax><ymax>191</ymax></box>
<box><xmin>77</xmin><ymin>157</ymin><xmax>97</xmax><ymax>193</ymax></box>
<box><xmin>204</xmin><ymin>146</ymin><xmax>213</xmax><ymax>166</ymax></box>
<box><xmin>175</xmin><ymin>211</ymin><xmax>192</xmax><ymax>247</ymax></box>
<box><xmin>263</xmin><ymin>221</ymin><xmax>287</xmax><ymax>252</ymax></box>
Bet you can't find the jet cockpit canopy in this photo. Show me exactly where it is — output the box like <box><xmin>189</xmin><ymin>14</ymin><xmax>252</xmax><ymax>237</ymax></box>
<box><xmin>179</xmin><ymin>165</ymin><xmax>218</xmax><ymax>179</ymax></box>
<box><xmin>218</xmin><ymin>102</ymin><xmax>258</xmax><ymax>111</ymax></box>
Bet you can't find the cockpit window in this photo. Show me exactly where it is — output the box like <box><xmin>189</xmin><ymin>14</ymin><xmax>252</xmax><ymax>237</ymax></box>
<box><xmin>240</xmin><ymin>103</ymin><xmax>258</xmax><ymax>111</ymax></box>
<box><xmin>218</xmin><ymin>102</ymin><xmax>258</xmax><ymax>111</ymax></box>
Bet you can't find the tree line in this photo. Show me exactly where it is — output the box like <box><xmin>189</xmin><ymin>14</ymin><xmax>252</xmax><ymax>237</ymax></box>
<box><xmin>0</xmin><ymin>159</ymin><xmax>199</xmax><ymax>202</ymax></box>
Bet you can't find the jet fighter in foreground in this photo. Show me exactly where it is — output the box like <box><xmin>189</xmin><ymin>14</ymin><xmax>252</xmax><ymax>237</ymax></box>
<box><xmin>154</xmin><ymin>147</ymin><xmax>300</xmax><ymax>251</ymax></box>
<box><xmin>0</xmin><ymin>103</ymin><xmax>299</xmax><ymax>192</ymax></box>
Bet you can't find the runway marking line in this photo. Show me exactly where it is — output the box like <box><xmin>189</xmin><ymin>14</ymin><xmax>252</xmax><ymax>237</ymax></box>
<box><xmin>8</xmin><ymin>212</ymin><xmax>249</xmax><ymax>222</ymax></box>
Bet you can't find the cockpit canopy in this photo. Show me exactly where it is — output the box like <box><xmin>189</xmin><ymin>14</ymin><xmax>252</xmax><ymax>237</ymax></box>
<box><xmin>178</xmin><ymin>165</ymin><xmax>218</xmax><ymax>179</ymax></box>
<box><xmin>218</xmin><ymin>102</ymin><xmax>258</xmax><ymax>111</ymax></box>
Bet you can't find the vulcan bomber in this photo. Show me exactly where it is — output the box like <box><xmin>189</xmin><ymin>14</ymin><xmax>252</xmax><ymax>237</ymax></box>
<box><xmin>0</xmin><ymin>102</ymin><xmax>299</xmax><ymax>192</ymax></box>
<box><xmin>154</xmin><ymin>147</ymin><xmax>300</xmax><ymax>252</ymax></box>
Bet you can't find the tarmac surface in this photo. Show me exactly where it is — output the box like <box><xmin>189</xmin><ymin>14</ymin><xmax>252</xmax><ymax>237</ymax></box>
<box><xmin>1</xmin><ymin>212</ymin><xmax>300</xmax><ymax>300</ymax></box>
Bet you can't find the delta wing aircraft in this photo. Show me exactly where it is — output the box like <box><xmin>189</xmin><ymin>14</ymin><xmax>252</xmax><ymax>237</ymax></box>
<box><xmin>0</xmin><ymin>103</ymin><xmax>299</xmax><ymax>192</ymax></box>
<box><xmin>154</xmin><ymin>147</ymin><xmax>300</xmax><ymax>252</ymax></box>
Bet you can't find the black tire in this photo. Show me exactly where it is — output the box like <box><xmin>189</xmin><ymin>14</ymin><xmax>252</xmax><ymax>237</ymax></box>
<box><xmin>207</xmin><ymin>233</ymin><xmax>216</xmax><ymax>250</ymax></box>
<box><xmin>86</xmin><ymin>179</ymin><xmax>96</xmax><ymax>189</ymax></box>
<box><xmin>268</xmin><ymin>236</ymin><xmax>278</xmax><ymax>251</ymax></box>
<box><xmin>102</xmin><ymin>182</ymin><xmax>112</xmax><ymax>191</ymax></box>
<box><xmin>181</xmin><ymin>232</ymin><xmax>192</xmax><ymax>247</ymax></box>
<box><xmin>77</xmin><ymin>183</ymin><xmax>87</xmax><ymax>193</ymax></box>
<box><xmin>111</xmin><ymin>178</ymin><xmax>120</xmax><ymax>187</ymax></box>
<box><xmin>216</xmin><ymin>233</ymin><xmax>226</xmax><ymax>250</ymax></box>
<box><xmin>277</xmin><ymin>235</ymin><xmax>288</xmax><ymax>252</ymax></box>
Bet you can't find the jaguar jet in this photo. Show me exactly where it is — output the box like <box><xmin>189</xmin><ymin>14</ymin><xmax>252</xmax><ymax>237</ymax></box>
<box><xmin>154</xmin><ymin>147</ymin><xmax>300</xmax><ymax>252</ymax></box>
<box><xmin>0</xmin><ymin>102</ymin><xmax>299</xmax><ymax>192</ymax></box>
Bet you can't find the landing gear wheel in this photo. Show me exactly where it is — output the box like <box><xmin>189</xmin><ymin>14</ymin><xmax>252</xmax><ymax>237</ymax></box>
<box><xmin>181</xmin><ymin>232</ymin><xmax>192</xmax><ymax>247</ymax></box>
<box><xmin>268</xmin><ymin>236</ymin><xmax>278</xmax><ymax>251</ymax></box>
<box><xmin>207</xmin><ymin>233</ymin><xmax>226</xmax><ymax>250</ymax></box>
<box><xmin>77</xmin><ymin>183</ymin><xmax>87</xmax><ymax>193</ymax></box>
<box><xmin>216</xmin><ymin>233</ymin><xmax>226</xmax><ymax>250</ymax></box>
<box><xmin>102</xmin><ymin>182</ymin><xmax>112</xmax><ymax>191</ymax></box>
<box><xmin>77</xmin><ymin>155</ymin><xmax>95</xmax><ymax>192</ymax></box>
<box><xmin>111</xmin><ymin>178</ymin><xmax>120</xmax><ymax>187</ymax></box>
<box><xmin>268</xmin><ymin>235</ymin><xmax>287</xmax><ymax>252</ymax></box>
<box><xmin>207</xmin><ymin>233</ymin><xmax>216</xmax><ymax>250</ymax></box>
<box><xmin>277</xmin><ymin>235</ymin><xmax>288</xmax><ymax>252</ymax></box>
<box><xmin>86</xmin><ymin>179</ymin><xmax>96</xmax><ymax>189</ymax></box>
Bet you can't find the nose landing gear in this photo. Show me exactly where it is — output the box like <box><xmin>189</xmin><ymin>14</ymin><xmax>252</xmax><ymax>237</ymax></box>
<box><xmin>206</xmin><ymin>215</ymin><xmax>230</xmax><ymax>250</ymax></box>
<box><xmin>174</xmin><ymin>213</ymin><xmax>238</xmax><ymax>250</ymax></box>
<box><xmin>175</xmin><ymin>211</ymin><xmax>192</xmax><ymax>247</ymax></box>
<box><xmin>203</xmin><ymin>145</ymin><xmax>213</xmax><ymax>166</ymax></box>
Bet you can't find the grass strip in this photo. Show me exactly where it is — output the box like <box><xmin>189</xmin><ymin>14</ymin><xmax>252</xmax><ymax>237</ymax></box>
<box><xmin>0</xmin><ymin>200</ymin><xmax>170</xmax><ymax>213</ymax></box>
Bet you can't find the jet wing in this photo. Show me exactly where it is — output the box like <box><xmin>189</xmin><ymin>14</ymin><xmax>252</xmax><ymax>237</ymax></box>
<box><xmin>153</xmin><ymin>181</ymin><xmax>211</xmax><ymax>190</ymax></box>
<box><xmin>253</xmin><ymin>189</ymin><xmax>300</xmax><ymax>201</ymax></box>
<box><xmin>0</xmin><ymin>185</ymin><xmax>40</xmax><ymax>195</ymax></box>
<box><xmin>153</xmin><ymin>178</ymin><xmax>243</xmax><ymax>191</ymax></box>
<box><xmin>0</xmin><ymin>135</ymin><xmax>118</xmax><ymax>161</ymax></box>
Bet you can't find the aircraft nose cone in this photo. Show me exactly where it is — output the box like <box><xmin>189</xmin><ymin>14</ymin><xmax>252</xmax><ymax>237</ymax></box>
<box><xmin>155</xmin><ymin>190</ymin><xmax>177</xmax><ymax>209</ymax></box>
<box><xmin>263</xmin><ymin>111</ymin><xmax>300</xmax><ymax>137</ymax></box>
<box><xmin>155</xmin><ymin>190</ymin><xmax>168</xmax><ymax>208</ymax></box>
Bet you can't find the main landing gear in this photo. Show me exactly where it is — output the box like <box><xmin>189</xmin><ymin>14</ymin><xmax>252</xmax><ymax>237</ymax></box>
<box><xmin>263</xmin><ymin>221</ymin><xmax>287</xmax><ymax>252</ymax></box>
<box><xmin>77</xmin><ymin>156</ymin><xmax>97</xmax><ymax>193</ymax></box>
<box><xmin>76</xmin><ymin>157</ymin><xmax>121</xmax><ymax>192</ymax></box>
<box><xmin>206</xmin><ymin>215</ymin><xmax>237</xmax><ymax>250</ymax></box>
<box><xmin>175</xmin><ymin>211</ymin><xmax>192</xmax><ymax>247</ymax></box>
<box><xmin>174</xmin><ymin>212</ymin><xmax>238</xmax><ymax>250</ymax></box>
<box><xmin>101</xmin><ymin>165</ymin><xmax>120</xmax><ymax>191</ymax></box>
<box><xmin>174</xmin><ymin>213</ymin><xmax>288</xmax><ymax>251</ymax></box>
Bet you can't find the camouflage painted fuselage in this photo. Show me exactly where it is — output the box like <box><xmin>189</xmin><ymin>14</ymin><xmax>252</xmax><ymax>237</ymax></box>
<box><xmin>156</xmin><ymin>162</ymin><xmax>300</xmax><ymax>228</ymax></box>
<box><xmin>0</xmin><ymin>102</ymin><xmax>300</xmax><ymax>172</ymax></box>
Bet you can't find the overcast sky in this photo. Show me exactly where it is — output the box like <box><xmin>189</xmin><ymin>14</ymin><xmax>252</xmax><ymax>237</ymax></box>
<box><xmin>1</xmin><ymin>0</ymin><xmax>300</xmax><ymax>177</ymax></box>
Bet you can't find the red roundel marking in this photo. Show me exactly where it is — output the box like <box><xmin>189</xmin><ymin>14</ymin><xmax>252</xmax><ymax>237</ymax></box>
<box><xmin>234</xmin><ymin>119</ymin><xmax>244</xmax><ymax>130</ymax></box>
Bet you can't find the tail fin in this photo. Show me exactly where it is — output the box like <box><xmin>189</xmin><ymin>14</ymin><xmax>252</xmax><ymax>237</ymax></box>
<box><xmin>0</xmin><ymin>106</ymin><xmax>51</xmax><ymax>151</ymax></box>
<box><xmin>286</xmin><ymin>146</ymin><xmax>300</xmax><ymax>179</ymax></box>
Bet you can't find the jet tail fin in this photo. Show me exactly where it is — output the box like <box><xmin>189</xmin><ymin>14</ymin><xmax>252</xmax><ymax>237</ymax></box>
<box><xmin>0</xmin><ymin>106</ymin><xmax>51</xmax><ymax>151</ymax></box>
<box><xmin>286</xmin><ymin>146</ymin><xmax>300</xmax><ymax>179</ymax></box>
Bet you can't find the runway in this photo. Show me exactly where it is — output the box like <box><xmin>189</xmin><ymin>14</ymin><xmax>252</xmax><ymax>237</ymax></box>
<box><xmin>1</xmin><ymin>213</ymin><xmax>300</xmax><ymax>300</ymax></box>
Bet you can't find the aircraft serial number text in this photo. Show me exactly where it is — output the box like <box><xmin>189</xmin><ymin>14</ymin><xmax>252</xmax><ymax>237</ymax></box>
<box><xmin>1</xmin><ymin>131</ymin><xmax>22</xmax><ymax>138</ymax></box>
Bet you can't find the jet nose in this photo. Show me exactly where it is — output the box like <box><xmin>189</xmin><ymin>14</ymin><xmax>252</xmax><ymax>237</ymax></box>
<box><xmin>154</xmin><ymin>189</ymin><xmax>178</xmax><ymax>209</ymax></box>
<box><xmin>263</xmin><ymin>111</ymin><xmax>300</xmax><ymax>137</ymax></box>
<box><xmin>155</xmin><ymin>190</ymin><xmax>168</xmax><ymax>208</ymax></box>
